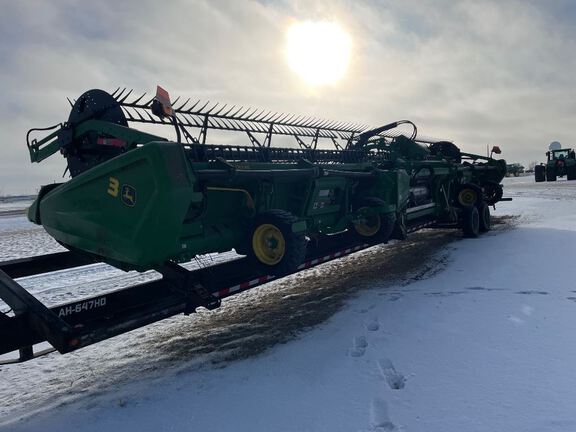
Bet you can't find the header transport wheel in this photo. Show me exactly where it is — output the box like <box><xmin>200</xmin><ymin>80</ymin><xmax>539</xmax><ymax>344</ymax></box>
<box><xmin>478</xmin><ymin>202</ymin><xmax>491</xmax><ymax>233</ymax></box>
<box><xmin>352</xmin><ymin>198</ymin><xmax>395</xmax><ymax>243</ymax></box>
<box><xmin>354</xmin><ymin>207</ymin><xmax>381</xmax><ymax>237</ymax></box>
<box><xmin>249</xmin><ymin>210</ymin><xmax>307</xmax><ymax>276</ymax></box>
<box><xmin>462</xmin><ymin>206</ymin><xmax>480</xmax><ymax>238</ymax></box>
<box><xmin>457</xmin><ymin>187</ymin><xmax>478</xmax><ymax>207</ymax></box>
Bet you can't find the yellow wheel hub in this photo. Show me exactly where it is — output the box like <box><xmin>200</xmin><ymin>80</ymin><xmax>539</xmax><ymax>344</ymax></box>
<box><xmin>458</xmin><ymin>188</ymin><xmax>477</xmax><ymax>207</ymax></box>
<box><xmin>252</xmin><ymin>224</ymin><xmax>286</xmax><ymax>265</ymax></box>
<box><xmin>353</xmin><ymin>207</ymin><xmax>381</xmax><ymax>237</ymax></box>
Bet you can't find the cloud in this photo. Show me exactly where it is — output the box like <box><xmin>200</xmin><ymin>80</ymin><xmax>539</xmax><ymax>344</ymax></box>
<box><xmin>1</xmin><ymin>0</ymin><xmax>575</xmax><ymax>193</ymax></box>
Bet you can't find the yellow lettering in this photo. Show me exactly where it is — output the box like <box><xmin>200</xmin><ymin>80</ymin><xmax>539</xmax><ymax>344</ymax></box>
<box><xmin>107</xmin><ymin>177</ymin><xmax>119</xmax><ymax>197</ymax></box>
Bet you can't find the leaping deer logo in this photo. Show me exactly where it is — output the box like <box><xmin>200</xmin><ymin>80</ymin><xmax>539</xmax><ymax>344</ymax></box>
<box><xmin>121</xmin><ymin>185</ymin><xmax>137</xmax><ymax>207</ymax></box>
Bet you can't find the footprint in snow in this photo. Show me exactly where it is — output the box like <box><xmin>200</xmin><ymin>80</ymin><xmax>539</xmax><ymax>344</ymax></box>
<box><xmin>369</xmin><ymin>398</ymin><xmax>398</xmax><ymax>431</ymax></box>
<box><xmin>366</xmin><ymin>318</ymin><xmax>380</xmax><ymax>331</ymax></box>
<box><xmin>377</xmin><ymin>358</ymin><xmax>406</xmax><ymax>390</ymax></box>
<box><xmin>350</xmin><ymin>335</ymin><xmax>367</xmax><ymax>357</ymax></box>
<box><xmin>516</xmin><ymin>290</ymin><xmax>549</xmax><ymax>295</ymax></box>
<box><xmin>465</xmin><ymin>286</ymin><xmax>504</xmax><ymax>292</ymax></box>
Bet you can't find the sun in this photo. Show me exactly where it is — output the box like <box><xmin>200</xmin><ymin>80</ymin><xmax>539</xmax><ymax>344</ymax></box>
<box><xmin>285</xmin><ymin>20</ymin><xmax>352</xmax><ymax>86</ymax></box>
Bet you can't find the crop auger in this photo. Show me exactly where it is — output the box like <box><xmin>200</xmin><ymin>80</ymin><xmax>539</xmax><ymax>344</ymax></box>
<box><xmin>0</xmin><ymin>86</ymin><xmax>510</xmax><ymax>363</ymax></box>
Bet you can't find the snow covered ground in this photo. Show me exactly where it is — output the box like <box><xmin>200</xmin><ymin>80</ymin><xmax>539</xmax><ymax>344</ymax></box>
<box><xmin>2</xmin><ymin>177</ymin><xmax>576</xmax><ymax>432</ymax></box>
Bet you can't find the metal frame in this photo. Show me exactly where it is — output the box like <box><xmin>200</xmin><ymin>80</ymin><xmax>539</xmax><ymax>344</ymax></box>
<box><xmin>109</xmin><ymin>87</ymin><xmax>442</xmax><ymax>151</ymax></box>
<box><xmin>0</xmin><ymin>232</ymin><xmax>372</xmax><ymax>364</ymax></box>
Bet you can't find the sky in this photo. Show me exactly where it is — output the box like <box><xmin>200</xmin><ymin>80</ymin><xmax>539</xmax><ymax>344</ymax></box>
<box><xmin>1</xmin><ymin>0</ymin><xmax>575</xmax><ymax>194</ymax></box>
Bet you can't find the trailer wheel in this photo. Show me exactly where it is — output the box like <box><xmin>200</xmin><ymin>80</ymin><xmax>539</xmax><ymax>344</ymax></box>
<box><xmin>546</xmin><ymin>169</ymin><xmax>557</xmax><ymax>182</ymax></box>
<box><xmin>567</xmin><ymin>166</ymin><xmax>576</xmax><ymax>181</ymax></box>
<box><xmin>478</xmin><ymin>203</ymin><xmax>491</xmax><ymax>233</ymax></box>
<box><xmin>534</xmin><ymin>165</ymin><xmax>545</xmax><ymax>182</ymax></box>
<box><xmin>352</xmin><ymin>198</ymin><xmax>395</xmax><ymax>243</ymax></box>
<box><xmin>457</xmin><ymin>186</ymin><xmax>478</xmax><ymax>207</ymax></box>
<box><xmin>248</xmin><ymin>210</ymin><xmax>306</xmax><ymax>276</ymax></box>
<box><xmin>462</xmin><ymin>206</ymin><xmax>480</xmax><ymax>238</ymax></box>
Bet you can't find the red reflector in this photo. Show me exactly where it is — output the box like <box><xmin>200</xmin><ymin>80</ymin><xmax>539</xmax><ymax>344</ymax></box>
<box><xmin>97</xmin><ymin>138</ymin><xmax>126</xmax><ymax>148</ymax></box>
<box><xmin>68</xmin><ymin>338</ymin><xmax>81</xmax><ymax>348</ymax></box>
<box><xmin>155</xmin><ymin>85</ymin><xmax>173</xmax><ymax>117</ymax></box>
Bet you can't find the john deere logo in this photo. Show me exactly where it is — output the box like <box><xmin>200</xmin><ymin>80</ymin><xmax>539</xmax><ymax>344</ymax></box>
<box><xmin>121</xmin><ymin>184</ymin><xmax>137</xmax><ymax>207</ymax></box>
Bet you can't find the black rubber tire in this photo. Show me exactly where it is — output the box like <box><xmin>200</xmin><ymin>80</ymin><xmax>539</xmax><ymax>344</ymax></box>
<box><xmin>352</xmin><ymin>197</ymin><xmax>396</xmax><ymax>244</ymax></box>
<box><xmin>478</xmin><ymin>203</ymin><xmax>491</xmax><ymax>233</ymax></box>
<box><xmin>534</xmin><ymin>165</ymin><xmax>545</xmax><ymax>183</ymax></box>
<box><xmin>546</xmin><ymin>169</ymin><xmax>557</xmax><ymax>182</ymax></box>
<box><xmin>462</xmin><ymin>206</ymin><xmax>480</xmax><ymax>238</ymax></box>
<box><xmin>429</xmin><ymin>141</ymin><xmax>462</xmax><ymax>163</ymax></box>
<box><xmin>483</xmin><ymin>181</ymin><xmax>503</xmax><ymax>206</ymax></box>
<box><xmin>247</xmin><ymin>209</ymin><xmax>307</xmax><ymax>276</ymax></box>
<box><xmin>567</xmin><ymin>165</ymin><xmax>576</xmax><ymax>181</ymax></box>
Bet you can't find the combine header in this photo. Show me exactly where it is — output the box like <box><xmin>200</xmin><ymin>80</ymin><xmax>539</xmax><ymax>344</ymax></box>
<box><xmin>0</xmin><ymin>87</ymin><xmax>509</xmax><ymax>363</ymax></box>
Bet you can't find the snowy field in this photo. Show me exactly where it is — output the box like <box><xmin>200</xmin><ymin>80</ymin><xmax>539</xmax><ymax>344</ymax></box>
<box><xmin>1</xmin><ymin>176</ymin><xmax>576</xmax><ymax>432</ymax></box>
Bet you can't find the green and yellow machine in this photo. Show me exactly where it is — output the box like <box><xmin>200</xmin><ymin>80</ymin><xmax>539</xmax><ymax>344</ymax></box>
<box><xmin>534</xmin><ymin>142</ymin><xmax>576</xmax><ymax>182</ymax></box>
<box><xmin>0</xmin><ymin>86</ymin><xmax>508</xmax><ymax>362</ymax></box>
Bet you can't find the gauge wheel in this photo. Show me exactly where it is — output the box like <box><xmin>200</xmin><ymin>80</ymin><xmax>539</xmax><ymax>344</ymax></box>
<box><xmin>248</xmin><ymin>210</ymin><xmax>306</xmax><ymax>276</ymax></box>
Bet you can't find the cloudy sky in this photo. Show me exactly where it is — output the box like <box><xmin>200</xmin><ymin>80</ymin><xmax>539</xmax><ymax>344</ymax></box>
<box><xmin>1</xmin><ymin>0</ymin><xmax>575</xmax><ymax>194</ymax></box>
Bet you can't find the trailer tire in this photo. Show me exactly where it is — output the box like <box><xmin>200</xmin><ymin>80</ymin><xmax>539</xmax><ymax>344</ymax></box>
<box><xmin>534</xmin><ymin>165</ymin><xmax>545</xmax><ymax>182</ymax></box>
<box><xmin>546</xmin><ymin>170</ymin><xmax>557</xmax><ymax>182</ymax></box>
<box><xmin>567</xmin><ymin>166</ymin><xmax>576</xmax><ymax>181</ymax></box>
<box><xmin>462</xmin><ymin>206</ymin><xmax>480</xmax><ymax>238</ymax></box>
<box><xmin>352</xmin><ymin>198</ymin><xmax>395</xmax><ymax>243</ymax></box>
<box><xmin>248</xmin><ymin>210</ymin><xmax>307</xmax><ymax>276</ymax></box>
<box><xmin>478</xmin><ymin>203</ymin><xmax>491</xmax><ymax>233</ymax></box>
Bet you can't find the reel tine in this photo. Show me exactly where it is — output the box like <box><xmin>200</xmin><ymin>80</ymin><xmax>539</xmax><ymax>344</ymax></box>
<box><xmin>204</xmin><ymin>102</ymin><xmax>221</xmax><ymax>115</ymax></box>
<box><xmin>235</xmin><ymin>106</ymin><xmax>252</xmax><ymax>118</ymax></box>
<box><xmin>110</xmin><ymin>87</ymin><xmax>121</xmax><ymax>98</ymax></box>
<box><xmin>196</xmin><ymin>101</ymin><xmax>211</xmax><ymax>113</ymax></box>
<box><xmin>229</xmin><ymin>105</ymin><xmax>245</xmax><ymax>117</ymax></box>
<box><xmin>251</xmin><ymin>108</ymin><xmax>268</xmax><ymax>121</ymax></box>
<box><xmin>129</xmin><ymin>92</ymin><xmax>147</xmax><ymax>106</ymax></box>
<box><xmin>118</xmin><ymin>88</ymin><xmax>134</xmax><ymax>103</ymax></box>
<box><xmin>266</xmin><ymin>111</ymin><xmax>283</xmax><ymax>123</ymax></box>
<box><xmin>313</xmin><ymin>119</ymin><xmax>330</xmax><ymax>129</ymax></box>
<box><xmin>257</xmin><ymin>110</ymin><xmax>275</xmax><ymax>122</ymax></box>
<box><xmin>145</xmin><ymin>110</ymin><xmax>157</xmax><ymax>122</ymax></box>
<box><xmin>134</xmin><ymin>107</ymin><xmax>147</xmax><ymax>122</ymax></box>
<box><xmin>212</xmin><ymin>103</ymin><xmax>228</xmax><ymax>116</ymax></box>
<box><xmin>274</xmin><ymin>112</ymin><xmax>292</xmax><ymax>124</ymax></box>
<box><xmin>294</xmin><ymin>115</ymin><xmax>314</xmax><ymax>128</ymax></box>
<box><xmin>175</xmin><ymin>97</ymin><xmax>191</xmax><ymax>111</ymax></box>
<box><xmin>276</xmin><ymin>124</ymin><xmax>291</xmax><ymax>134</ymax></box>
<box><xmin>221</xmin><ymin>104</ymin><xmax>236</xmax><ymax>116</ymax></box>
<box><xmin>143</xmin><ymin>95</ymin><xmax>155</xmax><ymax>107</ymax></box>
<box><xmin>171</xmin><ymin>96</ymin><xmax>181</xmax><ymax>106</ymax></box>
<box><xmin>67</xmin><ymin>97</ymin><xmax>74</xmax><ymax>108</ymax></box>
<box><xmin>183</xmin><ymin>100</ymin><xmax>201</xmax><ymax>113</ymax></box>
<box><xmin>115</xmin><ymin>87</ymin><xmax>127</xmax><ymax>101</ymax></box>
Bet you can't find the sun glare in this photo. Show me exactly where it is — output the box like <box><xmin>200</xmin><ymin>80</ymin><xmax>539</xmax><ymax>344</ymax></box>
<box><xmin>285</xmin><ymin>21</ymin><xmax>352</xmax><ymax>86</ymax></box>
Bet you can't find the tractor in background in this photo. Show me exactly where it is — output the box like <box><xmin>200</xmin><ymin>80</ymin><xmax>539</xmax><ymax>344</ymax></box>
<box><xmin>535</xmin><ymin>141</ymin><xmax>576</xmax><ymax>182</ymax></box>
<box><xmin>506</xmin><ymin>163</ymin><xmax>524</xmax><ymax>177</ymax></box>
